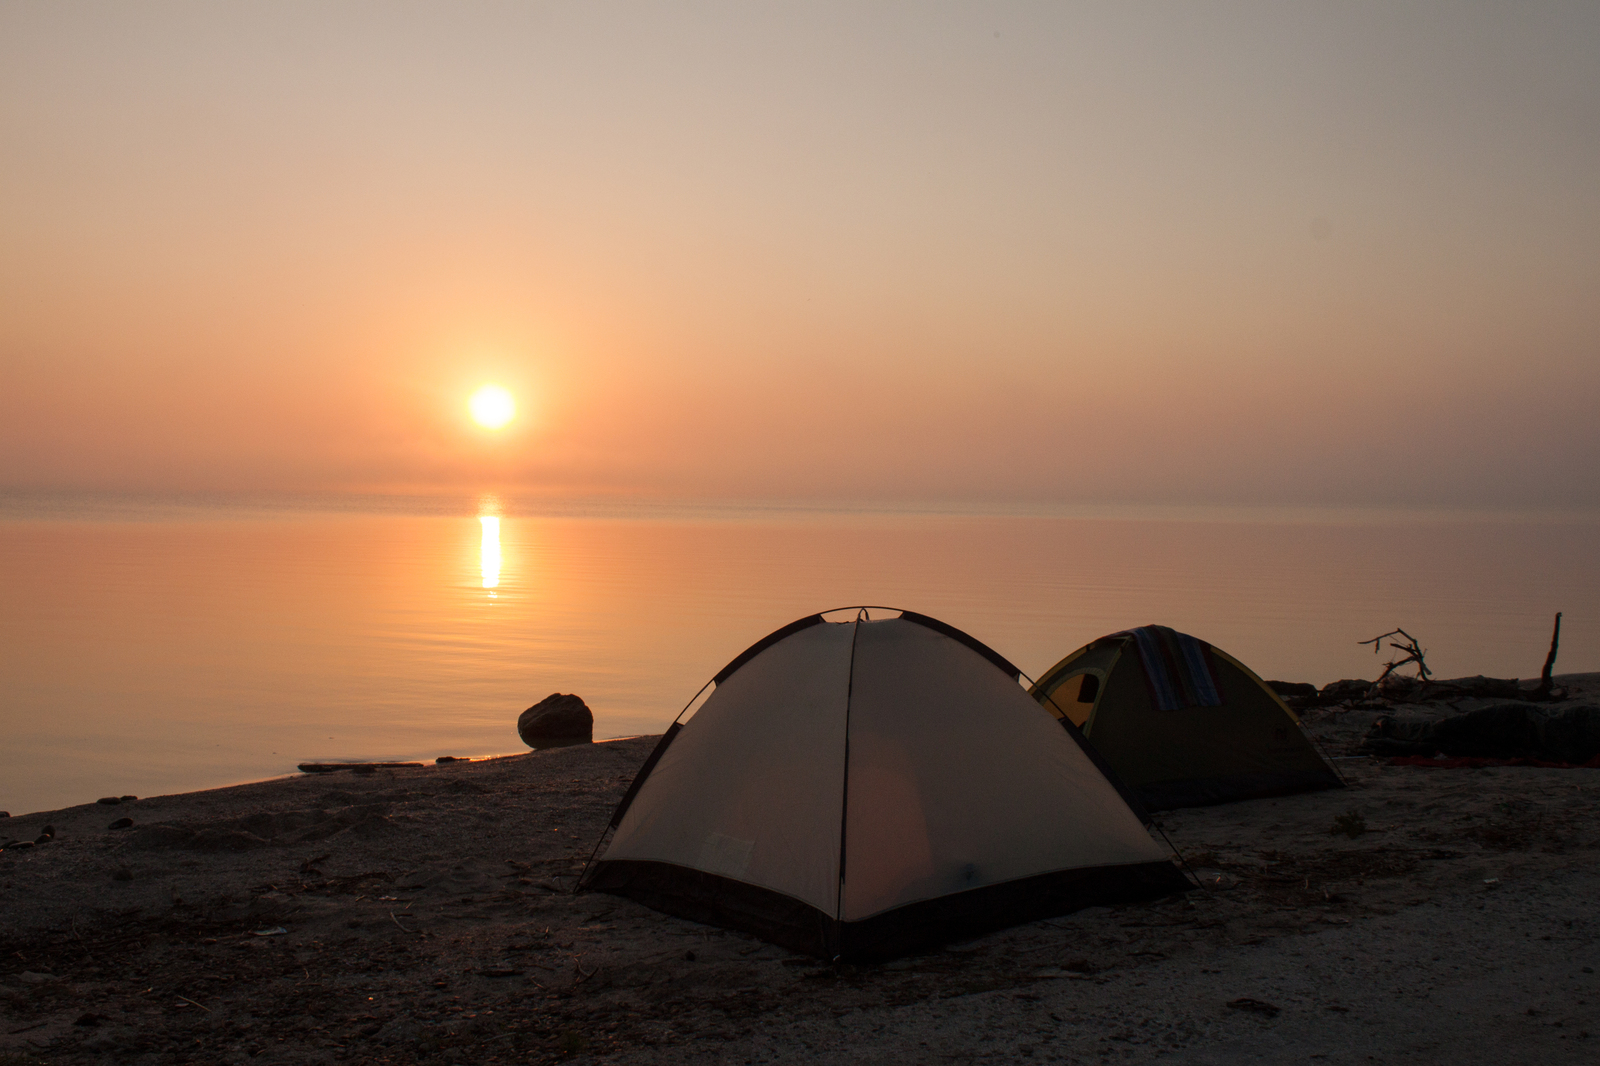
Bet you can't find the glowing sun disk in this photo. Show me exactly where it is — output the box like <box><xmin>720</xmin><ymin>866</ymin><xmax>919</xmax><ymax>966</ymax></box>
<box><xmin>470</xmin><ymin>385</ymin><xmax>516</xmax><ymax>429</ymax></box>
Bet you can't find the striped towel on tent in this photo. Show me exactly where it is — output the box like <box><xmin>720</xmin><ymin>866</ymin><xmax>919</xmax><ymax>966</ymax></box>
<box><xmin>1119</xmin><ymin>626</ymin><xmax>1223</xmax><ymax>711</ymax></box>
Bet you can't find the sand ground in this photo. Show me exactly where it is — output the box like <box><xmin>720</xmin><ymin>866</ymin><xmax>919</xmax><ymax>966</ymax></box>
<box><xmin>2</xmin><ymin>679</ymin><xmax>1597</xmax><ymax>1065</ymax></box>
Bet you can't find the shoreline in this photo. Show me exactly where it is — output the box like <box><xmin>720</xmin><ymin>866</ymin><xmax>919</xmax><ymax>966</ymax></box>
<box><xmin>2</xmin><ymin>691</ymin><xmax>1597</xmax><ymax>1063</ymax></box>
<box><xmin>0</xmin><ymin>745</ymin><xmax>639</xmax><ymax>824</ymax></box>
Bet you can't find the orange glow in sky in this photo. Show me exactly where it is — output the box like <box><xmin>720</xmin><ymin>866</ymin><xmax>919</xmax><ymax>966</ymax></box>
<box><xmin>1</xmin><ymin>4</ymin><xmax>1597</xmax><ymax>511</ymax></box>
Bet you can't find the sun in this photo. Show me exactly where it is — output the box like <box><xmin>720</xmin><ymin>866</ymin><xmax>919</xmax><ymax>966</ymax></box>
<box><xmin>469</xmin><ymin>384</ymin><xmax>516</xmax><ymax>429</ymax></box>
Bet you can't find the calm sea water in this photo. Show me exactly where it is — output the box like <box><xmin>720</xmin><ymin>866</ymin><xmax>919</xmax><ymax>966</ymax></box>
<box><xmin>2</xmin><ymin>496</ymin><xmax>1596</xmax><ymax>815</ymax></box>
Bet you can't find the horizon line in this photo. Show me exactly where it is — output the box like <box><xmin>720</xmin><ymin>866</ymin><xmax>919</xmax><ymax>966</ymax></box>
<box><xmin>3</xmin><ymin>487</ymin><xmax>1599</xmax><ymax>526</ymax></box>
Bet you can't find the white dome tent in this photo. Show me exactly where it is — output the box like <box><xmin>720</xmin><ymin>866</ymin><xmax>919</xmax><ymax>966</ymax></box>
<box><xmin>579</xmin><ymin>608</ymin><xmax>1187</xmax><ymax>960</ymax></box>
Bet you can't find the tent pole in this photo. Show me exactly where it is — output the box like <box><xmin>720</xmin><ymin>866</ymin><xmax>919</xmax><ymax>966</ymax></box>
<box><xmin>830</xmin><ymin>611</ymin><xmax>866</xmax><ymax>959</ymax></box>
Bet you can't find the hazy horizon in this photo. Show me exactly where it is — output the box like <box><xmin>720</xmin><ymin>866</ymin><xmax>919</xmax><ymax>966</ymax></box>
<box><xmin>9</xmin><ymin>486</ymin><xmax>1600</xmax><ymax>527</ymax></box>
<box><xmin>4</xmin><ymin>2</ymin><xmax>1597</xmax><ymax>509</ymax></box>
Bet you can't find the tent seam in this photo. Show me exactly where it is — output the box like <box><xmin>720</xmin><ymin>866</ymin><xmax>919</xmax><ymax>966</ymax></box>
<box><xmin>833</xmin><ymin>611</ymin><xmax>864</xmax><ymax>943</ymax></box>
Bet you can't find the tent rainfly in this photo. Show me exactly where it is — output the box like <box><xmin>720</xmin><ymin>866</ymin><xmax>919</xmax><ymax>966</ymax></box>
<box><xmin>1029</xmin><ymin>626</ymin><xmax>1343</xmax><ymax>811</ymax></box>
<box><xmin>579</xmin><ymin>609</ymin><xmax>1187</xmax><ymax>961</ymax></box>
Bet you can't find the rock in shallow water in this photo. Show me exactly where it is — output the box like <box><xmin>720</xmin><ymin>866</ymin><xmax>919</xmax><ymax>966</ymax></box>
<box><xmin>517</xmin><ymin>693</ymin><xmax>594</xmax><ymax>749</ymax></box>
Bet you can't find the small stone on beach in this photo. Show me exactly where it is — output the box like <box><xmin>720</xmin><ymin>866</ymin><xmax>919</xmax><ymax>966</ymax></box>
<box><xmin>517</xmin><ymin>693</ymin><xmax>594</xmax><ymax>748</ymax></box>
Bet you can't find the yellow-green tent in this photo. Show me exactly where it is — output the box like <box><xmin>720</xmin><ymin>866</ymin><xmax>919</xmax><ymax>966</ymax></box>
<box><xmin>1029</xmin><ymin>626</ymin><xmax>1342</xmax><ymax>810</ymax></box>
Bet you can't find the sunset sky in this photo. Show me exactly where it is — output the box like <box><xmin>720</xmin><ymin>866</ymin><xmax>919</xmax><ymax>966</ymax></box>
<box><xmin>3</xmin><ymin>2</ymin><xmax>1597</xmax><ymax>510</ymax></box>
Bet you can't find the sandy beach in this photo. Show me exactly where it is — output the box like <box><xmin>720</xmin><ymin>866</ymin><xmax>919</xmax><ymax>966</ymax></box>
<box><xmin>3</xmin><ymin>679</ymin><xmax>1597</xmax><ymax>1065</ymax></box>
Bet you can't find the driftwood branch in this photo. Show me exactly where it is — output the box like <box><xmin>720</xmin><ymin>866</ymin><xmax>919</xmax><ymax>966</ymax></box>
<box><xmin>1538</xmin><ymin>611</ymin><xmax>1562</xmax><ymax>698</ymax></box>
<box><xmin>1358</xmin><ymin>628</ymin><xmax>1432</xmax><ymax>690</ymax></box>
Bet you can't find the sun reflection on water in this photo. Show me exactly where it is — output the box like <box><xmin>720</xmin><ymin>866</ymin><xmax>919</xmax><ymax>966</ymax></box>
<box><xmin>479</xmin><ymin>516</ymin><xmax>501</xmax><ymax>594</ymax></box>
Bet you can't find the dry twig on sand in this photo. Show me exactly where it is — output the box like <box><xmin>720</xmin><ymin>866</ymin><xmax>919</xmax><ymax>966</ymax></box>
<box><xmin>1359</xmin><ymin>628</ymin><xmax>1432</xmax><ymax>691</ymax></box>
